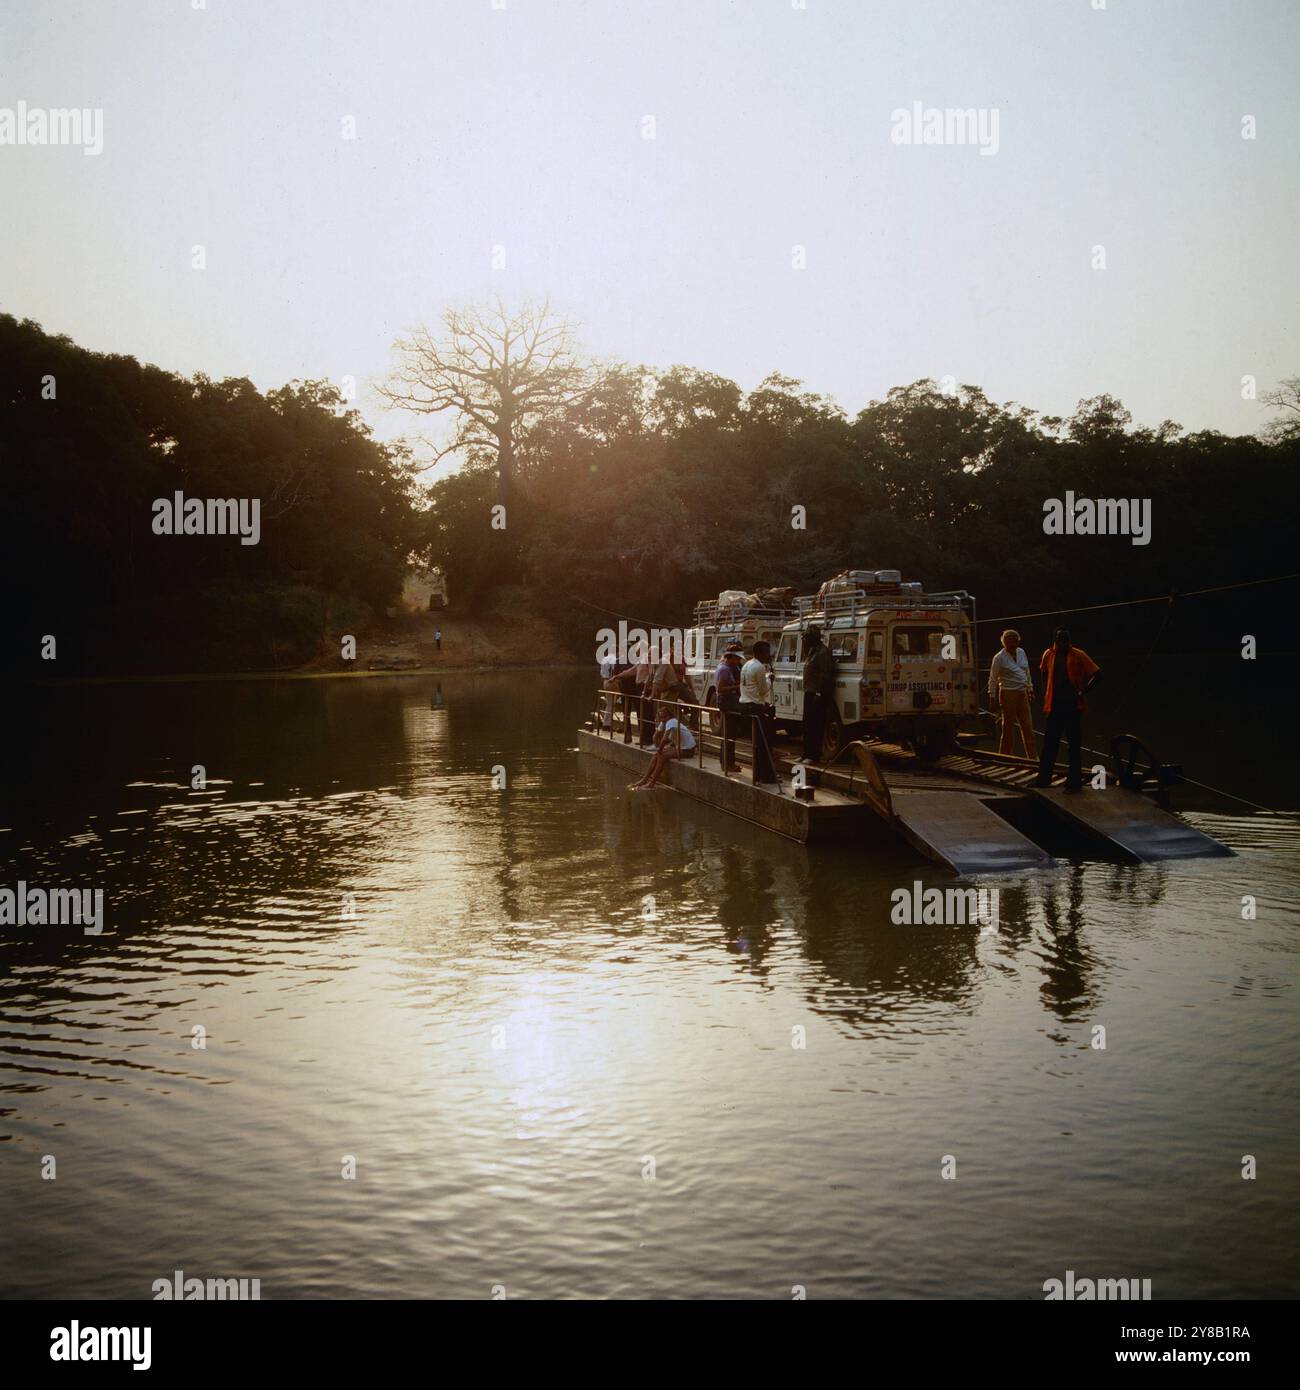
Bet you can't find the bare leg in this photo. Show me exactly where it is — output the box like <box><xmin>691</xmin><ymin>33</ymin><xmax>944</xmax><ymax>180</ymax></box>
<box><xmin>645</xmin><ymin>749</ymin><xmax>680</xmax><ymax>787</ymax></box>
<box><xmin>632</xmin><ymin>751</ymin><xmax>664</xmax><ymax>789</ymax></box>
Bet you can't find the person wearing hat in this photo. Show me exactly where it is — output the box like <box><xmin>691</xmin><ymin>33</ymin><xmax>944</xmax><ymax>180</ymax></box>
<box><xmin>714</xmin><ymin>647</ymin><xmax>744</xmax><ymax>772</ymax></box>
<box><xmin>801</xmin><ymin>624</ymin><xmax>837</xmax><ymax>761</ymax></box>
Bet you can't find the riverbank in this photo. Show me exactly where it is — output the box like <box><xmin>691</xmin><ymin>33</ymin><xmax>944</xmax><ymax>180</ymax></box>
<box><xmin>29</xmin><ymin>661</ymin><xmax>591</xmax><ymax>688</ymax></box>
<box><xmin>25</xmin><ymin>585</ymin><xmax>586</xmax><ymax>687</ymax></box>
<box><xmin>290</xmin><ymin>584</ymin><xmax>577</xmax><ymax>674</ymax></box>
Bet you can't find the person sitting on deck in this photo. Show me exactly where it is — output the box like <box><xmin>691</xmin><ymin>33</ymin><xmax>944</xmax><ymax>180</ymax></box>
<box><xmin>629</xmin><ymin>704</ymin><xmax>697</xmax><ymax>790</ymax></box>
<box><xmin>1034</xmin><ymin>627</ymin><xmax>1101</xmax><ymax>793</ymax></box>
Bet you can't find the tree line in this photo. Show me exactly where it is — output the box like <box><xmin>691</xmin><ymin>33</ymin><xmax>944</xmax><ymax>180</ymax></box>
<box><xmin>424</xmin><ymin>353</ymin><xmax>1300</xmax><ymax>658</ymax></box>
<box><xmin>2</xmin><ymin>313</ymin><xmax>422</xmax><ymax>676</ymax></box>
<box><xmin>5</xmin><ymin>304</ymin><xmax>1297</xmax><ymax>678</ymax></box>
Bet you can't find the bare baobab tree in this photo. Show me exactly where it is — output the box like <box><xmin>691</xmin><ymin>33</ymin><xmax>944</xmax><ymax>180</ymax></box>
<box><xmin>1261</xmin><ymin>375</ymin><xmax>1300</xmax><ymax>443</ymax></box>
<box><xmin>378</xmin><ymin>297</ymin><xmax>599</xmax><ymax>511</ymax></box>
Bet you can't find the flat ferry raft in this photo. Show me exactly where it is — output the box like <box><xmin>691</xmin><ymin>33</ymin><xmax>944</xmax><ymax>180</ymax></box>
<box><xmin>578</xmin><ymin>697</ymin><xmax>1233</xmax><ymax>874</ymax></box>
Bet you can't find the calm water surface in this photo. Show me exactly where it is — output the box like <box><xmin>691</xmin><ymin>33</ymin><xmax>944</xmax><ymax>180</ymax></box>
<box><xmin>1</xmin><ymin>668</ymin><xmax>1297</xmax><ymax>1299</ymax></box>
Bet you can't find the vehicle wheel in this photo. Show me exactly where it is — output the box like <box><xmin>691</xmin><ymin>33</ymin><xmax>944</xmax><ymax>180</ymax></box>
<box><xmin>911</xmin><ymin>726</ymin><xmax>954</xmax><ymax>761</ymax></box>
<box><xmin>822</xmin><ymin>708</ymin><xmax>844</xmax><ymax>761</ymax></box>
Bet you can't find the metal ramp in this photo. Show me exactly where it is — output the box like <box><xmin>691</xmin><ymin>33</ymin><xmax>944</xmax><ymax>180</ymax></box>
<box><xmin>872</xmin><ymin>740</ymin><xmax>1236</xmax><ymax>865</ymax></box>
<box><xmin>1028</xmin><ymin>785</ymin><xmax>1234</xmax><ymax>862</ymax></box>
<box><xmin>891</xmin><ymin>790</ymin><xmax>1056</xmax><ymax>875</ymax></box>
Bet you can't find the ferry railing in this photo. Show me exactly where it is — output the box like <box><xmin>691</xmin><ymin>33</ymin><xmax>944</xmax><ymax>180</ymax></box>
<box><xmin>591</xmin><ymin>689</ymin><xmax>781</xmax><ymax>787</ymax></box>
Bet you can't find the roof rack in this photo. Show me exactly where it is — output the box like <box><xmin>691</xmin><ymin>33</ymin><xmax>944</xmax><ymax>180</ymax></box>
<box><xmin>691</xmin><ymin>599</ymin><xmax>797</xmax><ymax>626</ymax></box>
<box><xmin>792</xmin><ymin>588</ymin><xmax>970</xmax><ymax>619</ymax></box>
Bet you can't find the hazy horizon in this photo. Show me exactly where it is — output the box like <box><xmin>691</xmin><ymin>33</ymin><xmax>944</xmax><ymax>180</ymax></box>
<box><xmin>3</xmin><ymin>0</ymin><xmax>1297</xmax><ymax>452</ymax></box>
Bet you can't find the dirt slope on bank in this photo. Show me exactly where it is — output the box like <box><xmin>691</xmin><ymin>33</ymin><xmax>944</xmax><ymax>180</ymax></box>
<box><xmin>305</xmin><ymin>586</ymin><xmax>581</xmax><ymax>673</ymax></box>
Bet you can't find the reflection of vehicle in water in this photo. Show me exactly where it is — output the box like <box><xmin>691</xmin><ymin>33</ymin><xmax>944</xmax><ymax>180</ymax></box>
<box><xmin>686</xmin><ymin>588</ymin><xmax>796</xmax><ymax>714</ymax></box>
<box><xmin>771</xmin><ymin>570</ymin><xmax>978</xmax><ymax>761</ymax></box>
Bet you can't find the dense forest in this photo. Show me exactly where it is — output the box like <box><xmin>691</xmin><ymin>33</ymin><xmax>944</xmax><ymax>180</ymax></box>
<box><xmin>2</xmin><ymin>314</ymin><xmax>422</xmax><ymax>676</ymax></box>
<box><xmin>436</xmin><ymin>363</ymin><xmax>1299</xmax><ymax>656</ymax></box>
<box><xmin>4</xmin><ymin>310</ymin><xmax>1297</xmax><ymax>679</ymax></box>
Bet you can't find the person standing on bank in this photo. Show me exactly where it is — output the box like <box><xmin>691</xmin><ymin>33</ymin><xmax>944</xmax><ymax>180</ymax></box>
<box><xmin>1034</xmin><ymin>628</ymin><xmax>1101</xmax><ymax>792</ymax></box>
<box><xmin>801</xmin><ymin>625</ymin><xmax>837</xmax><ymax>762</ymax></box>
<box><xmin>715</xmin><ymin>648</ymin><xmax>744</xmax><ymax>773</ymax></box>
<box><xmin>435</xmin><ymin>628</ymin><xmax>442</xmax><ymax>652</ymax></box>
<box><xmin>987</xmin><ymin>628</ymin><xmax>1036</xmax><ymax>758</ymax></box>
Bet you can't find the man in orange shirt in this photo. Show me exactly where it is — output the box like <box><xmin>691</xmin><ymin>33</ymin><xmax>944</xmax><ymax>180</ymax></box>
<box><xmin>1034</xmin><ymin>628</ymin><xmax>1102</xmax><ymax>792</ymax></box>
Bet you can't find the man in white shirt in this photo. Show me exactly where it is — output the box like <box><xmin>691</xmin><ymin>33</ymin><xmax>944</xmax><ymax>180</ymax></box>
<box><xmin>739</xmin><ymin>641</ymin><xmax>773</xmax><ymax>708</ymax></box>
<box><xmin>987</xmin><ymin>628</ymin><xmax>1036</xmax><ymax>757</ymax></box>
<box><xmin>739</xmin><ymin>640</ymin><xmax>777</xmax><ymax>782</ymax></box>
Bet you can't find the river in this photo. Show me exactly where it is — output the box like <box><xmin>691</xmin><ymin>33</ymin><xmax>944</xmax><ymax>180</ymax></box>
<box><xmin>1</xmin><ymin>665</ymin><xmax>1297</xmax><ymax>1299</ymax></box>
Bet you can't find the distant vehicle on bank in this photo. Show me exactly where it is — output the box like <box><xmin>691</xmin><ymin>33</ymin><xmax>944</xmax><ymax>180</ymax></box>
<box><xmin>427</xmin><ymin>568</ymin><xmax>448</xmax><ymax>610</ymax></box>
<box><xmin>401</xmin><ymin>566</ymin><xmax>449</xmax><ymax>612</ymax></box>
<box><xmin>771</xmin><ymin>570</ymin><xmax>978</xmax><ymax>761</ymax></box>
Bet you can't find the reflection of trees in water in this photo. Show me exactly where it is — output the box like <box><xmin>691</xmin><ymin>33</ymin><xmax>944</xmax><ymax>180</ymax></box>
<box><xmin>0</xmin><ymin>679</ymin><xmax>400</xmax><ymax>987</ymax></box>
<box><xmin>791</xmin><ymin>867</ymin><xmax>984</xmax><ymax>1038</ymax></box>
<box><xmin>719</xmin><ymin>847</ymin><xmax>780</xmax><ymax>966</ymax></box>
<box><xmin>697</xmin><ymin>843</ymin><xmax>780</xmax><ymax>973</ymax></box>
<box><xmin>423</xmin><ymin>671</ymin><xmax>604</xmax><ymax>928</ymax></box>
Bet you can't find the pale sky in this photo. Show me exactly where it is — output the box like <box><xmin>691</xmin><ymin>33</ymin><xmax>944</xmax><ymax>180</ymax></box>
<box><xmin>2</xmin><ymin>0</ymin><xmax>1297</xmax><ymax>453</ymax></box>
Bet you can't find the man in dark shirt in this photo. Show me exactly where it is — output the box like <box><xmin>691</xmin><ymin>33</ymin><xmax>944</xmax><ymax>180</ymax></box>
<box><xmin>801</xmin><ymin>625</ymin><xmax>837</xmax><ymax>762</ymax></box>
<box><xmin>1034</xmin><ymin>628</ymin><xmax>1101</xmax><ymax>792</ymax></box>
<box><xmin>715</xmin><ymin>648</ymin><xmax>743</xmax><ymax>772</ymax></box>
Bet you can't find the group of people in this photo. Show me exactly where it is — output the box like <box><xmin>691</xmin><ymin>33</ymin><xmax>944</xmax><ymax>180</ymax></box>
<box><xmin>603</xmin><ymin>640</ymin><xmax>783</xmax><ymax>790</ymax></box>
<box><xmin>987</xmin><ymin>626</ymin><xmax>1102</xmax><ymax>792</ymax></box>
<box><xmin>602</xmin><ymin>622</ymin><xmax>1103</xmax><ymax>793</ymax></box>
